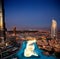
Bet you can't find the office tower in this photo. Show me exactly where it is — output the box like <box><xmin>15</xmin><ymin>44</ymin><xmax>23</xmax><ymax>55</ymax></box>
<box><xmin>0</xmin><ymin>0</ymin><xmax>6</xmax><ymax>43</ymax></box>
<box><xmin>51</xmin><ymin>19</ymin><xmax>57</xmax><ymax>39</ymax></box>
<box><xmin>13</xmin><ymin>26</ymin><xmax>16</xmax><ymax>36</ymax></box>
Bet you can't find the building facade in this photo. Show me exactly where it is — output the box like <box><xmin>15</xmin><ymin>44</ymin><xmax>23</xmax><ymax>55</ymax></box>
<box><xmin>51</xmin><ymin>19</ymin><xmax>57</xmax><ymax>39</ymax></box>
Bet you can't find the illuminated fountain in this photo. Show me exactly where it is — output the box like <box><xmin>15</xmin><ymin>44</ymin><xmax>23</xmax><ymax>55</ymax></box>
<box><xmin>14</xmin><ymin>36</ymin><xmax>56</xmax><ymax>59</ymax></box>
<box><xmin>24</xmin><ymin>37</ymin><xmax>38</xmax><ymax>57</ymax></box>
<box><xmin>51</xmin><ymin>19</ymin><xmax>57</xmax><ymax>39</ymax></box>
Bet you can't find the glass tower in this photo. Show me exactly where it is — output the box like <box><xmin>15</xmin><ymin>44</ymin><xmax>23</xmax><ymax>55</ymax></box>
<box><xmin>0</xmin><ymin>0</ymin><xmax>6</xmax><ymax>43</ymax></box>
<box><xmin>51</xmin><ymin>19</ymin><xmax>57</xmax><ymax>39</ymax></box>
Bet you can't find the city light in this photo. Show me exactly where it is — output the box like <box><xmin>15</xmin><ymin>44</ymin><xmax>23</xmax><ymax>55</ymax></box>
<box><xmin>51</xmin><ymin>19</ymin><xmax>57</xmax><ymax>39</ymax></box>
<box><xmin>0</xmin><ymin>12</ymin><xmax>3</xmax><ymax>30</ymax></box>
<box><xmin>24</xmin><ymin>37</ymin><xmax>38</xmax><ymax>57</ymax></box>
<box><xmin>52</xmin><ymin>20</ymin><xmax>57</xmax><ymax>29</ymax></box>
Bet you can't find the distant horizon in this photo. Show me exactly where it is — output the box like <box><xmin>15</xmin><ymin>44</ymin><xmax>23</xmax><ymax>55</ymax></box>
<box><xmin>7</xmin><ymin>26</ymin><xmax>60</xmax><ymax>31</ymax></box>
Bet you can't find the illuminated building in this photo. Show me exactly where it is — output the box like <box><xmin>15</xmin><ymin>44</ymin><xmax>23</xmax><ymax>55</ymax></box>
<box><xmin>51</xmin><ymin>19</ymin><xmax>57</xmax><ymax>39</ymax></box>
<box><xmin>13</xmin><ymin>26</ymin><xmax>16</xmax><ymax>36</ymax></box>
<box><xmin>0</xmin><ymin>0</ymin><xmax>6</xmax><ymax>43</ymax></box>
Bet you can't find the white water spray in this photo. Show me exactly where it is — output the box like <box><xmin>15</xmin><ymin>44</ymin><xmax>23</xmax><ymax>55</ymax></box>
<box><xmin>24</xmin><ymin>37</ymin><xmax>38</xmax><ymax>57</ymax></box>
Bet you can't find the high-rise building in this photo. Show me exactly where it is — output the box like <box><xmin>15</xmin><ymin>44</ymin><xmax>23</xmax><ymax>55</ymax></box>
<box><xmin>13</xmin><ymin>26</ymin><xmax>16</xmax><ymax>36</ymax></box>
<box><xmin>0</xmin><ymin>0</ymin><xmax>6</xmax><ymax>43</ymax></box>
<box><xmin>51</xmin><ymin>19</ymin><xmax>57</xmax><ymax>39</ymax></box>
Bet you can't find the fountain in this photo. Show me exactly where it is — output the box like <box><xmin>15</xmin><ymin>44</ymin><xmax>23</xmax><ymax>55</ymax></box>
<box><xmin>24</xmin><ymin>37</ymin><xmax>38</xmax><ymax>57</ymax></box>
<box><xmin>13</xmin><ymin>36</ymin><xmax>56</xmax><ymax>59</ymax></box>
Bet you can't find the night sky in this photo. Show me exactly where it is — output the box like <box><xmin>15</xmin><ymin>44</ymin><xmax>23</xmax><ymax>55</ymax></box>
<box><xmin>4</xmin><ymin>0</ymin><xmax>60</xmax><ymax>30</ymax></box>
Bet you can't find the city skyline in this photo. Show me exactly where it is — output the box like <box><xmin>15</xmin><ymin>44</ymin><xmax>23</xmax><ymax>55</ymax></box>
<box><xmin>4</xmin><ymin>0</ymin><xmax>60</xmax><ymax>30</ymax></box>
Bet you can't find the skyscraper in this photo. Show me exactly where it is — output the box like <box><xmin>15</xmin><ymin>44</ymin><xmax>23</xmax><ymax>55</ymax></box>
<box><xmin>0</xmin><ymin>0</ymin><xmax>6</xmax><ymax>42</ymax></box>
<box><xmin>51</xmin><ymin>19</ymin><xmax>57</xmax><ymax>39</ymax></box>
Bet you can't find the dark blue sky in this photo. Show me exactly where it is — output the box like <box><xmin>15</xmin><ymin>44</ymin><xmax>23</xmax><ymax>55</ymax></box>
<box><xmin>4</xmin><ymin>0</ymin><xmax>60</xmax><ymax>30</ymax></box>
